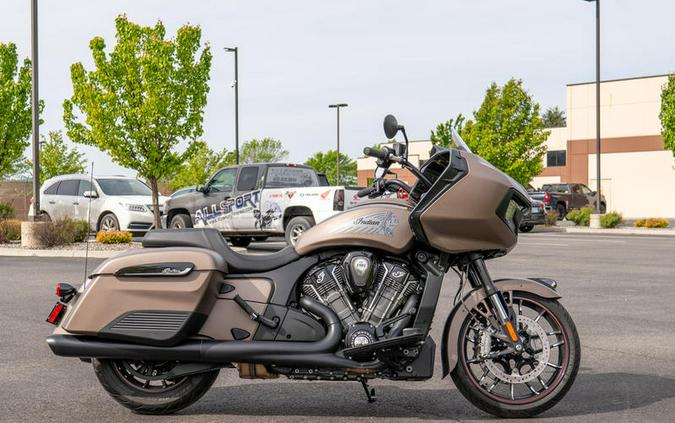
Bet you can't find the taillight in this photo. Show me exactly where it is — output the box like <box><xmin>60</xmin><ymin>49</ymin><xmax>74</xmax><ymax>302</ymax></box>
<box><xmin>46</xmin><ymin>303</ymin><xmax>65</xmax><ymax>325</ymax></box>
<box><xmin>544</xmin><ymin>193</ymin><xmax>550</xmax><ymax>204</ymax></box>
<box><xmin>333</xmin><ymin>189</ymin><xmax>345</xmax><ymax>211</ymax></box>
<box><xmin>56</xmin><ymin>283</ymin><xmax>76</xmax><ymax>302</ymax></box>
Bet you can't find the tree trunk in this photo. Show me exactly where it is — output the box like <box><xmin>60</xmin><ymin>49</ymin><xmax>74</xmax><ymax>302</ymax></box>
<box><xmin>149</xmin><ymin>176</ymin><xmax>161</xmax><ymax>229</ymax></box>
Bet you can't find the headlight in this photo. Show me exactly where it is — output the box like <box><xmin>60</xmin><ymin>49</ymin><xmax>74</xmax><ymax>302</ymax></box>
<box><xmin>119</xmin><ymin>202</ymin><xmax>147</xmax><ymax>213</ymax></box>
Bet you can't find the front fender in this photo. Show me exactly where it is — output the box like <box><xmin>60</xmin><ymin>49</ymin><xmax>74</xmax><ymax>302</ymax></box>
<box><xmin>440</xmin><ymin>278</ymin><xmax>561</xmax><ymax>378</ymax></box>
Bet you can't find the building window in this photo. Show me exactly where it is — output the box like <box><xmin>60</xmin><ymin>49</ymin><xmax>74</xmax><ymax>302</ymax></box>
<box><xmin>546</xmin><ymin>150</ymin><xmax>566</xmax><ymax>167</ymax></box>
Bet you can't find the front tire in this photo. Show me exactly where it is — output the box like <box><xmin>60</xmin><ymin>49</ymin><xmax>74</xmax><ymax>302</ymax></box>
<box><xmin>556</xmin><ymin>204</ymin><xmax>567</xmax><ymax>221</ymax></box>
<box><xmin>170</xmin><ymin>213</ymin><xmax>192</xmax><ymax>229</ymax></box>
<box><xmin>285</xmin><ymin>216</ymin><xmax>315</xmax><ymax>246</ymax></box>
<box><xmin>99</xmin><ymin>213</ymin><xmax>120</xmax><ymax>231</ymax></box>
<box><xmin>93</xmin><ymin>359</ymin><xmax>219</xmax><ymax>415</ymax></box>
<box><xmin>451</xmin><ymin>292</ymin><xmax>580</xmax><ymax>418</ymax></box>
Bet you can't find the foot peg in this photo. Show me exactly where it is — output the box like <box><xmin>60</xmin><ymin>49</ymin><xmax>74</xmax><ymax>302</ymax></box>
<box><xmin>233</xmin><ymin>295</ymin><xmax>278</xmax><ymax>329</ymax></box>
<box><xmin>360</xmin><ymin>379</ymin><xmax>376</xmax><ymax>403</ymax></box>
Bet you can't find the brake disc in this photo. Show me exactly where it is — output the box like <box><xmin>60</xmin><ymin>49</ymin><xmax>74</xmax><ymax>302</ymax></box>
<box><xmin>479</xmin><ymin>315</ymin><xmax>550</xmax><ymax>384</ymax></box>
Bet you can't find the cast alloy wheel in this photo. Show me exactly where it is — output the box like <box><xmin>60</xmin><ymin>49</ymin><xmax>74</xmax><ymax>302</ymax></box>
<box><xmin>99</xmin><ymin>213</ymin><xmax>120</xmax><ymax>231</ymax></box>
<box><xmin>113</xmin><ymin>360</ymin><xmax>187</xmax><ymax>393</ymax></box>
<box><xmin>451</xmin><ymin>292</ymin><xmax>580</xmax><ymax>418</ymax></box>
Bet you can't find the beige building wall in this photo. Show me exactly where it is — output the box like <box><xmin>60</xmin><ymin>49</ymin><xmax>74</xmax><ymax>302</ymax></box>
<box><xmin>588</xmin><ymin>151</ymin><xmax>675</xmax><ymax>219</ymax></box>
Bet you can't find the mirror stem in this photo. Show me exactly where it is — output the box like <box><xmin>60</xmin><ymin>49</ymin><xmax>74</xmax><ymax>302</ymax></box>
<box><xmin>400</xmin><ymin>127</ymin><xmax>409</xmax><ymax>160</ymax></box>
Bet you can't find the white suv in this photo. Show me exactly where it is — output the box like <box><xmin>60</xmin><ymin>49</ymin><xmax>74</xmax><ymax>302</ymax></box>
<box><xmin>29</xmin><ymin>174</ymin><xmax>168</xmax><ymax>233</ymax></box>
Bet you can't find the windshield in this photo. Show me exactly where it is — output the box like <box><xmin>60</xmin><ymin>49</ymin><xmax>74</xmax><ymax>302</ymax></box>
<box><xmin>451</xmin><ymin>128</ymin><xmax>472</xmax><ymax>153</ymax></box>
<box><xmin>96</xmin><ymin>178</ymin><xmax>152</xmax><ymax>196</ymax></box>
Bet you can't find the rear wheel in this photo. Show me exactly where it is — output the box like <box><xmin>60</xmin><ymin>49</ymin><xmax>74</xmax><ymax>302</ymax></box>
<box><xmin>556</xmin><ymin>204</ymin><xmax>567</xmax><ymax>221</ymax></box>
<box><xmin>93</xmin><ymin>359</ymin><xmax>219</xmax><ymax>415</ymax></box>
<box><xmin>285</xmin><ymin>216</ymin><xmax>315</xmax><ymax>246</ymax></box>
<box><xmin>451</xmin><ymin>292</ymin><xmax>580</xmax><ymax>418</ymax></box>
<box><xmin>519</xmin><ymin>224</ymin><xmax>534</xmax><ymax>233</ymax></box>
<box><xmin>599</xmin><ymin>202</ymin><xmax>606</xmax><ymax>214</ymax></box>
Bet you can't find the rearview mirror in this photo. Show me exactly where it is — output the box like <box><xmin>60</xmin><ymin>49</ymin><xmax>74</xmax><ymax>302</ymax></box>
<box><xmin>383</xmin><ymin>114</ymin><xmax>400</xmax><ymax>139</ymax></box>
<box><xmin>83</xmin><ymin>190</ymin><xmax>98</xmax><ymax>199</ymax></box>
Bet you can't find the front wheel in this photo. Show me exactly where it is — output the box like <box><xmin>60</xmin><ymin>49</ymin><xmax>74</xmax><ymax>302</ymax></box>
<box><xmin>451</xmin><ymin>292</ymin><xmax>580</xmax><ymax>418</ymax></box>
<box><xmin>93</xmin><ymin>359</ymin><xmax>219</xmax><ymax>415</ymax></box>
<box><xmin>519</xmin><ymin>224</ymin><xmax>534</xmax><ymax>233</ymax></box>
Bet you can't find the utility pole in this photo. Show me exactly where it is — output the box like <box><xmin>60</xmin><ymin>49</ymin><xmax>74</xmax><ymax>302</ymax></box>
<box><xmin>224</xmin><ymin>47</ymin><xmax>239</xmax><ymax>164</ymax></box>
<box><xmin>31</xmin><ymin>0</ymin><xmax>40</xmax><ymax>220</ymax></box>
<box><xmin>584</xmin><ymin>0</ymin><xmax>602</xmax><ymax>212</ymax></box>
<box><xmin>328</xmin><ymin>103</ymin><xmax>348</xmax><ymax>185</ymax></box>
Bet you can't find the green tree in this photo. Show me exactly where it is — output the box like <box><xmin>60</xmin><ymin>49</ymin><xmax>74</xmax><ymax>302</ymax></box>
<box><xmin>169</xmin><ymin>141</ymin><xmax>235</xmax><ymax>191</ymax></box>
<box><xmin>0</xmin><ymin>43</ymin><xmax>43</xmax><ymax>179</ymax></box>
<box><xmin>659</xmin><ymin>74</ymin><xmax>675</xmax><ymax>158</ymax></box>
<box><xmin>27</xmin><ymin>131</ymin><xmax>85</xmax><ymax>181</ymax></box>
<box><xmin>63</xmin><ymin>16</ymin><xmax>212</xmax><ymax>227</ymax></box>
<box><xmin>430</xmin><ymin>114</ymin><xmax>466</xmax><ymax>148</ymax></box>
<box><xmin>460</xmin><ymin>79</ymin><xmax>549</xmax><ymax>186</ymax></box>
<box><xmin>240</xmin><ymin>137</ymin><xmax>288</xmax><ymax>164</ymax></box>
<box><xmin>304</xmin><ymin>150</ymin><xmax>356</xmax><ymax>185</ymax></box>
<box><xmin>541</xmin><ymin>106</ymin><xmax>566</xmax><ymax>128</ymax></box>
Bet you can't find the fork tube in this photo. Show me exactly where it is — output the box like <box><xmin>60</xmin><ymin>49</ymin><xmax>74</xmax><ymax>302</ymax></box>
<box><xmin>468</xmin><ymin>256</ymin><xmax>523</xmax><ymax>350</ymax></box>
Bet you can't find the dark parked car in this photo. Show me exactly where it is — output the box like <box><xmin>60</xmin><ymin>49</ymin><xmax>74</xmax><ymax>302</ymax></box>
<box><xmin>519</xmin><ymin>198</ymin><xmax>546</xmax><ymax>232</ymax></box>
<box><xmin>530</xmin><ymin>183</ymin><xmax>606</xmax><ymax>219</ymax></box>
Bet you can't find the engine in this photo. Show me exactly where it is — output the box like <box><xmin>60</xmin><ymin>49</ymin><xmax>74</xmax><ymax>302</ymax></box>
<box><xmin>301</xmin><ymin>252</ymin><xmax>421</xmax><ymax>349</ymax></box>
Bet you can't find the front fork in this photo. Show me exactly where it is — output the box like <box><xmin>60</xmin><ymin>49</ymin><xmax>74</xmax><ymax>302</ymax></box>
<box><xmin>467</xmin><ymin>256</ymin><xmax>525</xmax><ymax>352</ymax></box>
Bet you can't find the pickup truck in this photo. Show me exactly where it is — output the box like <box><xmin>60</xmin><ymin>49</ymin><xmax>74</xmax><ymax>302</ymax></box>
<box><xmin>530</xmin><ymin>183</ymin><xmax>606</xmax><ymax>219</ymax></box>
<box><xmin>162</xmin><ymin>163</ymin><xmax>362</xmax><ymax>246</ymax></box>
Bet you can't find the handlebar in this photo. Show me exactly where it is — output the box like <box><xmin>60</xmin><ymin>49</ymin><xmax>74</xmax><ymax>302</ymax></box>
<box><xmin>363</xmin><ymin>146</ymin><xmax>390</xmax><ymax>161</ymax></box>
<box><xmin>357</xmin><ymin>185</ymin><xmax>376</xmax><ymax>198</ymax></box>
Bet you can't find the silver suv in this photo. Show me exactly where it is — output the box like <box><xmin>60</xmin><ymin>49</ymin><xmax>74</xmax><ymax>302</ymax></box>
<box><xmin>29</xmin><ymin>174</ymin><xmax>168</xmax><ymax>233</ymax></box>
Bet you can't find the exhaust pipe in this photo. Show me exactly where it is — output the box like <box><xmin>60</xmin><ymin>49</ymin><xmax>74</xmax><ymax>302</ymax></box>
<box><xmin>47</xmin><ymin>296</ymin><xmax>381</xmax><ymax>370</ymax></box>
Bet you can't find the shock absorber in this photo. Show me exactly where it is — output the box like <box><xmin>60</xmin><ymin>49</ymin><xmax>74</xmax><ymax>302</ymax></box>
<box><xmin>468</xmin><ymin>256</ymin><xmax>524</xmax><ymax>352</ymax></box>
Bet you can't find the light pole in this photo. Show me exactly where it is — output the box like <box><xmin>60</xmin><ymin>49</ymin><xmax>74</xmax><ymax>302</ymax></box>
<box><xmin>224</xmin><ymin>47</ymin><xmax>239</xmax><ymax>164</ymax></box>
<box><xmin>328</xmin><ymin>103</ymin><xmax>348</xmax><ymax>185</ymax></box>
<box><xmin>584</xmin><ymin>0</ymin><xmax>602</xmax><ymax>212</ymax></box>
<box><xmin>31</xmin><ymin>0</ymin><xmax>40</xmax><ymax>220</ymax></box>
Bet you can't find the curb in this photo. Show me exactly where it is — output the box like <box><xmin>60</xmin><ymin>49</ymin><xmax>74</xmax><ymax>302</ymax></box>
<box><xmin>0</xmin><ymin>245</ymin><xmax>248</xmax><ymax>258</ymax></box>
<box><xmin>564</xmin><ymin>227</ymin><xmax>675</xmax><ymax>236</ymax></box>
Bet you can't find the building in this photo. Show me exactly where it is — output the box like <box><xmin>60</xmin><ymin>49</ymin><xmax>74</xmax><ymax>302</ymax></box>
<box><xmin>357</xmin><ymin>74</ymin><xmax>675</xmax><ymax>219</ymax></box>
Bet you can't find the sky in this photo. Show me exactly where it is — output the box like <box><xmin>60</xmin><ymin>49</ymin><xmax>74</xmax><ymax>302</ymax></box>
<box><xmin>2</xmin><ymin>0</ymin><xmax>674</xmax><ymax>176</ymax></box>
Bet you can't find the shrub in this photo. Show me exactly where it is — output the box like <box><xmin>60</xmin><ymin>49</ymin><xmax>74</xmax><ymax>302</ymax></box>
<box><xmin>565</xmin><ymin>207</ymin><xmax>593</xmax><ymax>226</ymax></box>
<box><xmin>634</xmin><ymin>218</ymin><xmax>670</xmax><ymax>228</ymax></box>
<box><xmin>33</xmin><ymin>217</ymin><xmax>91</xmax><ymax>247</ymax></box>
<box><xmin>545</xmin><ymin>210</ymin><xmax>559</xmax><ymax>226</ymax></box>
<box><xmin>0</xmin><ymin>202</ymin><xmax>14</xmax><ymax>219</ymax></box>
<box><xmin>96</xmin><ymin>230</ymin><xmax>132</xmax><ymax>244</ymax></box>
<box><xmin>0</xmin><ymin>219</ymin><xmax>21</xmax><ymax>243</ymax></box>
<box><xmin>69</xmin><ymin>219</ymin><xmax>91</xmax><ymax>242</ymax></box>
<box><xmin>600</xmin><ymin>211</ymin><xmax>623</xmax><ymax>229</ymax></box>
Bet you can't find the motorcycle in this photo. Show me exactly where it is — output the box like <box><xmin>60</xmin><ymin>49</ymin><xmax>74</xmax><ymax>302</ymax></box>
<box><xmin>46</xmin><ymin>115</ymin><xmax>580</xmax><ymax>418</ymax></box>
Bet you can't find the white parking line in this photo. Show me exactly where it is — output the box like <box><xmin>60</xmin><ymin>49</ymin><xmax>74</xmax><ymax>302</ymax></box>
<box><xmin>519</xmin><ymin>242</ymin><xmax>569</xmax><ymax>247</ymax></box>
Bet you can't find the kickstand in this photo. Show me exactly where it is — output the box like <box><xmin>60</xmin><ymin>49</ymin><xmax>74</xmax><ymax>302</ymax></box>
<box><xmin>360</xmin><ymin>378</ymin><xmax>377</xmax><ymax>403</ymax></box>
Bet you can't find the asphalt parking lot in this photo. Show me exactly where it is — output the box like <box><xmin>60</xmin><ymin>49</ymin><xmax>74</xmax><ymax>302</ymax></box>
<box><xmin>1</xmin><ymin>231</ymin><xmax>674</xmax><ymax>422</ymax></box>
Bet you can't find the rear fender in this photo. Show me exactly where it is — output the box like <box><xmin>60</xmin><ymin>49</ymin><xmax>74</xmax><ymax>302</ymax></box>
<box><xmin>440</xmin><ymin>278</ymin><xmax>561</xmax><ymax>378</ymax></box>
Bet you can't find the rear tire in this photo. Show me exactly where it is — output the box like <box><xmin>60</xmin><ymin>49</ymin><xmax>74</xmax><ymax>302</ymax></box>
<box><xmin>556</xmin><ymin>204</ymin><xmax>567</xmax><ymax>221</ymax></box>
<box><xmin>599</xmin><ymin>202</ymin><xmax>606</xmax><ymax>214</ymax></box>
<box><xmin>93</xmin><ymin>359</ymin><xmax>219</xmax><ymax>415</ymax></box>
<box><xmin>285</xmin><ymin>216</ymin><xmax>315</xmax><ymax>246</ymax></box>
<box><xmin>229</xmin><ymin>236</ymin><xmax>252</xmax><ymax>248</ymax></box>
<box><xmin>169</xmin><ymin>213</ymin><xmax>192</xmax><ymax>229</ymax></box>
<box><xmin>519</xmin><ymin>224</ymin><xmax>534</xmax><ymax>233</ymax></box>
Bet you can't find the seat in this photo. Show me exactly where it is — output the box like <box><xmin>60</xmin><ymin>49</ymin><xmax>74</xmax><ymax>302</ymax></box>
<box><xmin>142</xmin><ymin>228</ymin><xmax>300</xmax><ymax>273</ymax></box>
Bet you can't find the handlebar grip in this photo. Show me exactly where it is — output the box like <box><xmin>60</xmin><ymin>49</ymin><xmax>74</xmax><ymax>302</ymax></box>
<box><xmin>363</xmin><ymin>146</ymin><xmax>389</xmax><ymax>160</ymax></box>
<box><xmin>357</xmin><ymin>186</ymin><xmax>376</xmax><ymax>198</ymax></box>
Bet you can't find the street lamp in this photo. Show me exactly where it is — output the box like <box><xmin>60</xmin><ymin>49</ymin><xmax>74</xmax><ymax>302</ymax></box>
<box><xmin>584</xmin><ymin>0</ymin><xmax>602</xmax><ymax>212</ymax></box>
<box><xmin>224</xmin><ymin>47</ymin><xmax>239</xmax><ymax>164</ymax></box>
<box><xmin>31</xmin><ymin>0</ymin><xmax>40</xmax><ymax>220</ymax></box>
<box><xmin>328</xmin><ymin>103</ymin><xmax>348</xmax><ymax>185</ymax></box>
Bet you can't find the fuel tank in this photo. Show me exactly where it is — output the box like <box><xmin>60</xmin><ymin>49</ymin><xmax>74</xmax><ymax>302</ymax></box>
<box><xmin>294</xmin><ymin>202</ymin><xmax>414</xmax><ymax>255</ymax></box>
